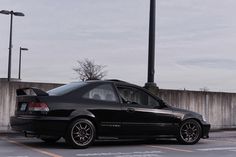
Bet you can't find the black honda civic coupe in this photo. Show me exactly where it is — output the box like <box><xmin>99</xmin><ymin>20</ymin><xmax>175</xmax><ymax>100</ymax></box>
<box><xmin>10</xmin><ymin>80</ymin><xmax>210</xmax><ymax>148</ymax></box>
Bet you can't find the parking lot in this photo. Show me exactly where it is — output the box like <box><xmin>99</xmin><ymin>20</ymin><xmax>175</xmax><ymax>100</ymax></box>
<box><xmin>0</xmin><ymin>131</ymin><xmax>236</xmax><ymax>157</ymax></box>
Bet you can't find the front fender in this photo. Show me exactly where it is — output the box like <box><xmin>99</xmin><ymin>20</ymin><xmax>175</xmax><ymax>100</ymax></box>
<box><xmin>182</xmin><ymin>113</ymin><xmax>203</xmax><ymax>122</ymax></box>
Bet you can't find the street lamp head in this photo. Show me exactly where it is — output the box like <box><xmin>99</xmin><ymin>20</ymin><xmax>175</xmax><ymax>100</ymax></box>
<box><xmin>0</xmin><ymin>10</ymin><xmax>11</xmax><ymax>15</ymax></box>
<box><xmin>18</xmin><ymin>47</ymin><xmax>29</xmax><ymax>80</ymax></box>
<box><xmin>20</xmin><ymin>47</ymin><xmax>28</xmax><ymax>51</ymax></box>
<box><xmin>13</xmin><ymin>12</ymin><xmax>24</xmax><ymax>16</ymax></box>
<box><xmin>0</xmin><ymin>10</ymin><xmax>24</xmax><ymax>16</ymax></box>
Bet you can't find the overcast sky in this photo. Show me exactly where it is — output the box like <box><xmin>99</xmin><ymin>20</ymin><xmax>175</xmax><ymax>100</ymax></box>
<box><xmin>1</xmin><ymin>0</ymin><xmax>236</xmax><ymax>92</ymax></box>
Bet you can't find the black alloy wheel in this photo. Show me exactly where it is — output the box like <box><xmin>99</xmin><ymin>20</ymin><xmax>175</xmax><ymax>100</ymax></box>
<box><xmin>65</xmin><ymin>119</ymin><xmax>96</xmax><ymax>149</ymax></box>
<box><xmin>177</xmin><ymin>119</ymin><xmax>202</xmax><ymax>144</ymax></box>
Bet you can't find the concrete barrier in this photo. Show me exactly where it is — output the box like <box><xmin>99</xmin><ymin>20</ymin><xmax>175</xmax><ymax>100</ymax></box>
<box><xmin>157</xmin><ymin>89</ymin><xmax>236</xmax><ymax>129</ymax></box>
<box><xmin>0</xmin><ymin>78</ymin><xmax>235</xmax><ymax>130</ymax></box>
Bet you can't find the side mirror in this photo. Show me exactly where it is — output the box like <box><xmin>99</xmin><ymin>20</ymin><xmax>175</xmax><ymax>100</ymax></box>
<box><xmin>123</xmin><ymin>99</ymin><xmax>139</xmax><ymax>105</ymax></box>
<box><xmin>125</xmin><ymin>100</ymin><xmax>138</xmax><ymax>105</ymax></box>
<box><xmin>125</xmin><ymin>100</ymin><xmax>132</xmax><ymax>104</ymax></box>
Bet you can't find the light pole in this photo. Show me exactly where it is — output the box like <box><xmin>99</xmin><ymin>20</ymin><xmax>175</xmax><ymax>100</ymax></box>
<box><xmin>145</xmin><ymin>0</ymin><xmax>157</xmax><ymax>91</ymax></box>
<box><xmin>0</xmin><ymin>10</ymin><xmax>25</xmax><ymax>81</ymax></box>
<box><xmin>18</xmin><ymin>47</ymin><xmax>29</xmax><ymax>80</ymax></box>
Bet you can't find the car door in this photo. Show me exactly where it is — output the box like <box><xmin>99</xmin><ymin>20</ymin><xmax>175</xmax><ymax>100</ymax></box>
<box><xmin>116</xmin><ymin>85</ymin><xmax>177</xmax><ymax>137</ymax></box>
<box><xmin>82</xmin><ymin>83</ymin><xmax>122</xmax><ymax>136</ymax></box>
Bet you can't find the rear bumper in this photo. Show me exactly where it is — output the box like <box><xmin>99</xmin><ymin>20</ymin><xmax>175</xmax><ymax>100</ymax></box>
<box><xmin>201</xmin><ymin>122</ymin><xmax>211</xmax><ymax>139</ymax></box>
<box><xmin>10</xmin><ymin>116</ymin><xmax>69</xmax><ymax>137</ymax></box>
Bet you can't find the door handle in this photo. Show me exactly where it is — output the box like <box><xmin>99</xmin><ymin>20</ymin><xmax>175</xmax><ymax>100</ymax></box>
<box><xmin>127</xmin><ymin>108</ymin><xmax>135</xmax><ymax>113</ymax></box>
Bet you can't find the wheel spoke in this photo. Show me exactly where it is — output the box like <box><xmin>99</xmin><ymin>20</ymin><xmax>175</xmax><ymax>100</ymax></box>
<box><xmin>182</xmin><ymin>129</ymin><xmax>187</xmax><ymax>132</ymax></box>
<box><xmin>86</xmin><ymin>128</ymin><xmax>90</xmax><ymax>131</ymax></box>
<box><xmin>74</xmin><ymin>135</ymin><xmax>80</xmax><ymax>139</ymax></box>
<box><xmin>75</xmin><ymin>126</ymin><xmax>80</xmax><ymax>131</ymax></box>
<box><xmin>188</xmin><ymin>124</ymin><xmax>191</xmax><ymax>129</ymax></box>
<box><xmin>73</xmin><ymin>131</ymin><xmax>80</xmax><ymax>135</ymax></box>
<box><xmin>79</xmin><ymin>124</ymin><xmax>83</xmax><ymax>130</ymax></box>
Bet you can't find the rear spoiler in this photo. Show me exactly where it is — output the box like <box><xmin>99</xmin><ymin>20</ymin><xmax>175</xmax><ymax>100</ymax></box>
<box><xmin>16</xmin><ymin>87</ymin><xmax>49</xmax><ymax>96</ymax></box>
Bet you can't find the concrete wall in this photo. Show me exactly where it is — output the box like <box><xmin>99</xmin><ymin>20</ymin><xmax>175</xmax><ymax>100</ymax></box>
<box><xmin>0</xmin><ymin>78</ymin><xmax>236</xmax><ymax>130</ymax></box>
<box><xmin>157</xmin><ymin>89</ymin><xmax>236</xmax><ymax>129</ymax></box>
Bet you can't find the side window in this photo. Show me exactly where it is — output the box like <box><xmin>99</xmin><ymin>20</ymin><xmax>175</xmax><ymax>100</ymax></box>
<box><xmin>83</xmin><ymin>84</ymin><xmax>118</xmax><ymax>102</ymax></box>
<box><xmin>117</xmin><ymin>86</ymin><xmax>160</xmax><ymax>107</ymax></box>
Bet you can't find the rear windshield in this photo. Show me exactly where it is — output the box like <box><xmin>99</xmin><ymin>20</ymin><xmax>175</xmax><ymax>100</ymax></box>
<box><xmin>47</xmin><ymin>82</ymin><xmax>87</xmax><ymax>96</ymax></box>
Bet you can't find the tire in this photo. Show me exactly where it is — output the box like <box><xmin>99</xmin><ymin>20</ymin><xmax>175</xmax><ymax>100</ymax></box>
<box><xmin>65</xmin><ymin>119</ymin><xmax>96</xmax><ymax>149</ymax></box>
<box><xmin>40</xmin><ymin>136</ymin><xmax>61</xmax><ymax>144</ymax></box>
<box><xmin>177</xmin><ymin>119</ymin><xmax>202</xmax><ymax>145</ymax></box>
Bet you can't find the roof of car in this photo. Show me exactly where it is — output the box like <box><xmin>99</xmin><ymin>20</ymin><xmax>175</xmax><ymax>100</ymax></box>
<box><xmin>70</xmin><ymin>79</ymin><xmax>139</xmax><ymax>88</ymax></box>
<box><xmin>89</xmin><ymin>79</ymin><xmax>131</xmax><ymax>84</ymax></box>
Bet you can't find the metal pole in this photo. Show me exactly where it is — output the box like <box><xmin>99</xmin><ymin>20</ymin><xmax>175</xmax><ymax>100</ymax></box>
<box><xmin>7</xmin><ymin>11</ymin><xmax>13</xmax><ymax>82</ymax></box>
<box><xmin>18</xmin><ymin>47</ymin><xmax>22</xmax><ymax>80</ymax></box>
<box><xmin>147</xmin><ymin>0</ymin><xmax>156</xmax><ymax>83</ymax></box>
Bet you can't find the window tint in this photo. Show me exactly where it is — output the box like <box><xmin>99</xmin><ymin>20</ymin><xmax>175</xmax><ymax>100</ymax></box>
<box><xmin>117</xmin><ymin>87</ymin><xmax>160</xmax><ymax>107</ymax></box>
<box><xmin>47</xmin><ymin>82</ymin><xmax>86</xmax><ymax>96</ymax></box>
<box><xmin>83</xmin><ymin>84</ymin><xmax>118</xmax><ymax>102</ymax></box>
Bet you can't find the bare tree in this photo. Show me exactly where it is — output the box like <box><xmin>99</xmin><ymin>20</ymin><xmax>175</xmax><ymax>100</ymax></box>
<box><xmin>73</xmin><ymin>58</ymin><xmax>107</xmax><ymax>81</ymax></box>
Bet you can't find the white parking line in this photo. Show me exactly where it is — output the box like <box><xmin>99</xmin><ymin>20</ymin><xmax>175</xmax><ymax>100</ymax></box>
<box><xmin>1</xmin><ymin>137</ymin><xmax>62</xmax><ymax>157</ymax></box>
<box><xmin>197</xmin><ymin>147</ymin><xmax>236</xmax><ymax>151</ymax></box>
<box><xmin>115</xmin><ymin>155</ymin><xmax>161</xmax><ymax>157</ymax></box>
<box><xmin>147</xmin><ymin>145</ymin><xmax>193</xmax><ymax>153</ymax></box>
<box><xmin>204</xmin><ymin>139</ymin><xmax>236</xmax><ymax>144</ymax></box>
<box><xmin>76</xmin><ymin>151</ymin><xmax>162</xmax><ymax>157</ymax></box>
<box><xmin>7</xmin><ymin>156</ymin><xmax>29</xmax><ymax>157</ymax></box>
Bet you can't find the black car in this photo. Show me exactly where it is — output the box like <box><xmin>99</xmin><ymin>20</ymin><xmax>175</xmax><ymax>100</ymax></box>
<box><xmin>10</xmin><ymin>80</ymin><xmax>210</xmax><ymax>148</ymax></box>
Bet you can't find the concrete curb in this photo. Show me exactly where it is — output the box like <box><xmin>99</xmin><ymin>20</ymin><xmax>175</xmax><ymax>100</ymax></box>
<box><xmin>210</xmin><ymin>128</ymin><xmax>236</xmax><ymax>132</ymax></box>
<box><xmin>0</xmin><ymin>127</ymin><xmax>21</xmax><ymax>136</ymax></box>
<box><xmin>0</xmin><ymin>130</ymin><xmax>20</xmax><ymax>136</ymax></box>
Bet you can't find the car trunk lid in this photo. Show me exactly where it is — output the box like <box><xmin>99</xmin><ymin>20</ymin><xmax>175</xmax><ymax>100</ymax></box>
<box><xmin>15</xmin><ymin>88</ymin><xmax>49</xmax><ymax>115</ymax></box>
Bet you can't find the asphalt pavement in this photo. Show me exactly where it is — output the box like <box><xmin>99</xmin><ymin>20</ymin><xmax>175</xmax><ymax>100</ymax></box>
<box><xmin>1</xmin><ymin>130</ymin><xmax>236</xmax><ymax>157</ymax></box>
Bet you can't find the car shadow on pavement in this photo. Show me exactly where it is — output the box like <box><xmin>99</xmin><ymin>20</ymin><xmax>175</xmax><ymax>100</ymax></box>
<box><xmin>18</xmin><ymin>138</ymin><xmax>180</xmax><ymax>149</ymax></box>
<box><xmin>95</xmin><ymin>138</ymin><xmax>179</xmax><ymax>146</ymax></box>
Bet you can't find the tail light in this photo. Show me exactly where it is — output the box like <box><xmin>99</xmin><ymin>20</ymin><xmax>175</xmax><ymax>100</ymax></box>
<box><xmin>28</xmin><ymin>102</ymin><xmax>49</xmax><ymax>112</ymax></box>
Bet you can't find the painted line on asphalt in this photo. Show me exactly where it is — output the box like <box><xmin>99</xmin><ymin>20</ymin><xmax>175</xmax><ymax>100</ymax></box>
<box><xmin>197</xmin><ymin>147</ymin><xmax>236</xmax><ymax>151</ymax></box>
<box><xmin>1</xmin><ymin>137</ymin><xmax>62</xmax><ymax>157</ymax></box>
<box><xmin>204</xmin><ymin>139</ymin><xmax>236</xmax><ymax>144</ymax></box>
<box><xmin>7</xmin><ymin>156</ymin><xmax>29</xmax><ymax>157</ymax></box>
<box><xmin>222</xmin><ymin>131</ymin><xmax>236</xmax><ymax>134</ymax></box>
<box><xmin>76</xmin><ymin>151</ymin><xmax>162</xmax><ymax>157</ymax></box>
<box><xmin>147</xmin><ymin>145</ymin><xmax>193</xmax><ymax>153</ymax></box>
